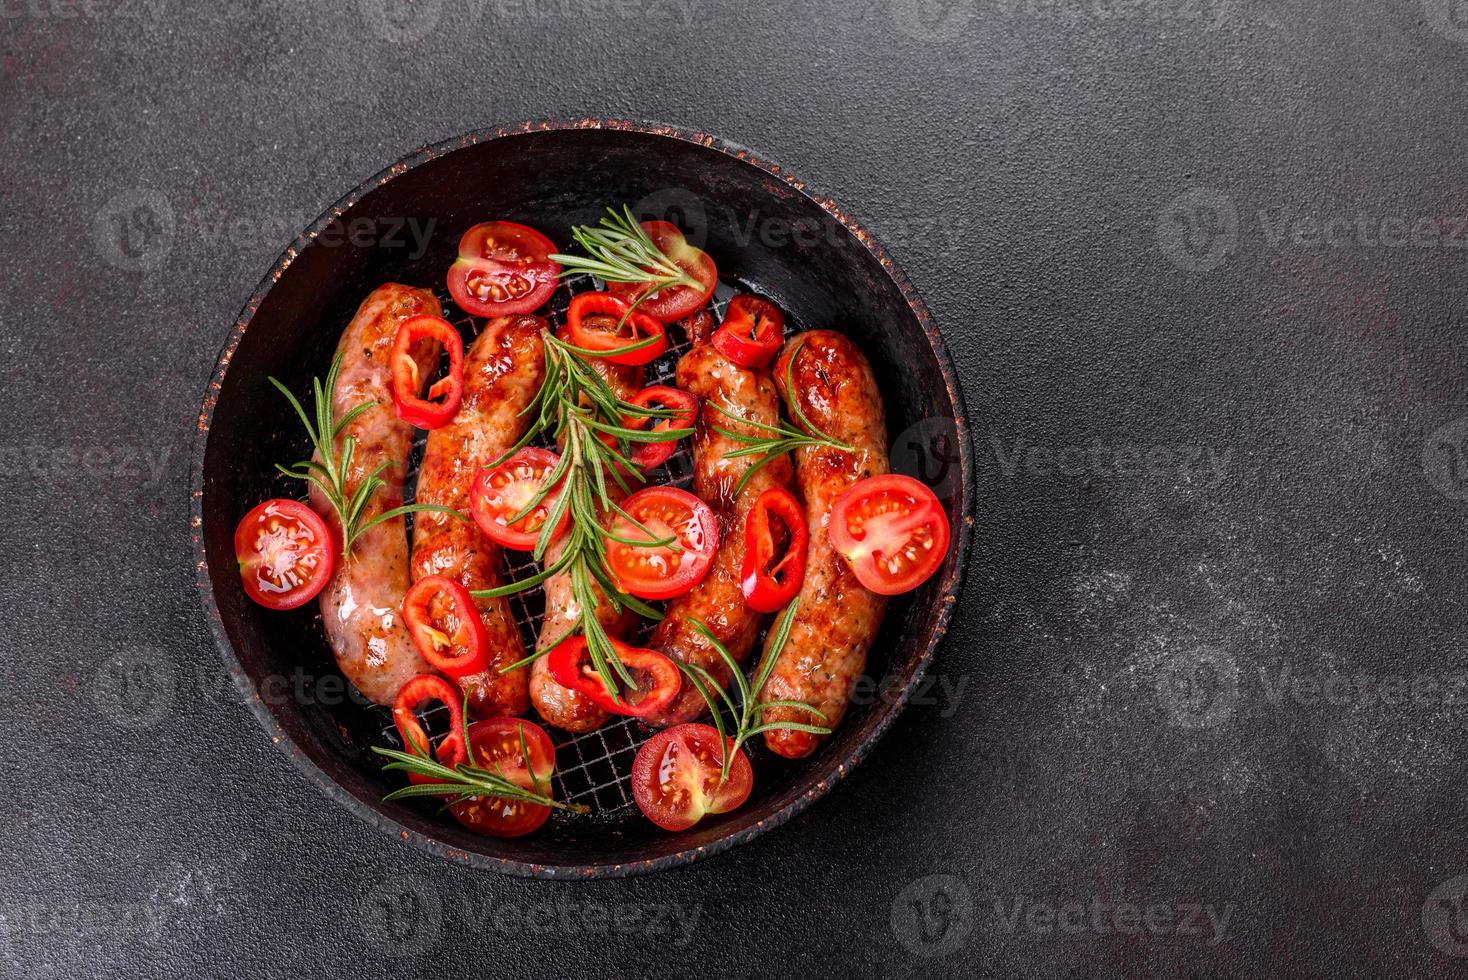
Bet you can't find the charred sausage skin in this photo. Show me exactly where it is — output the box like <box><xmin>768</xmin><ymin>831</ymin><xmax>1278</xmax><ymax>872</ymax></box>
<box><xmin>311</xmin><ymin>283</ymin><xmax>438</xmax><ymax>706</ymax></box>
<box><xmin>411</xmin><ymin>314</ymin><xmax>546</xmax><ymax>717</ymax></box>
<box><xmin>757</xmin><ymin>330</ymin><xmax>889</xmax><ymax>758</ymax></box>
<box><xmin>647</xmin><ymin>309</ymin><xmax>794</xmax><ymax>726</ymax></box>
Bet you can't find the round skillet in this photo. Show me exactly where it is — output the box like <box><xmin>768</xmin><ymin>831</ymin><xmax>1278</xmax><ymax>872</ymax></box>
<box><xmin>191</xmin><ymin>119</ymin><xmax>972</xmax><ymax>877</ymax></box>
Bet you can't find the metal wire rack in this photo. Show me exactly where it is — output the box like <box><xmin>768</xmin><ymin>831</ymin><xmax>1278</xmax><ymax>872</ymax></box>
<box><xmin>374</xmin><ymin>274</ymin><xmax>739</xmax><ymax>814</ymax></box>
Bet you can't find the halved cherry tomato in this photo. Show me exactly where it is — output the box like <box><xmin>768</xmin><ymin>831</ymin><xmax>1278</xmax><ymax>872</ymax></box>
<box><xmin>565</xmin><ymin>292</ymin><xmax>668</xmax><ymax>366</ymax></box>
<box><xmin>234</xmin><ymin>499</ymin><xmax>335</xmax><ymax>610</ymax></box>
<box><xmin>607</xmin><ymin>220</ymin><xmax>717</xmax><ymax>323</ymax></box>
<box><xmin>740</xmin><ymin>486</ymin><xmax>808</xmax><ymax>613</ymax></box>
<box><xmin>392</xmin><ymin>674</ymin><xmax>468</xmax><ymax>784</ymax></box>
<box><xmin>390</xmin><ymin>314</ymin><xmax>463</xmax><ymax>429</ymax></box>
<box><xmin>625</xmin><ymin>385</ymin><xmax>698</xmax><ymax>470</ymax></box>
<box><xmin>604</xmin><ymin>486</ymin><xmax>718</xmax><ymax>600</ymax></box>
<box><xmin>470</xmin><ymin>447</ymin><xmax>568</xmax><ymax>551</ymax></box>
<box><xmin>712</xmin><ymin>295</ymin><xmax>784</xmax><ymax>368</ymax></box>
<box><xmin>449</xmin><ymin>717</ymin><xmax>557</xmax><ymax>838</ymax></box>
<box><xmin>631</xmin><ymin>723</ymin><xmax>753</xmax><ymax>832</ymax></box>
<box><xmin>545</xmin><ymin>636</ymin><xmax>681</xmax><ymax>719</ymax></box>
<box><xmin>446</xmin><ymin>220</ymin><xmax>560</xmax><ymax>317</ymax></box>
<box><xmin>402</xmin><ymin>575</ymin><xmax>490</xmax><ymax>677</ymax></box>
<box><xmin>829</xmin><ymin>474</ymin><xmax>951</xmax><ymax>596</ymax></box>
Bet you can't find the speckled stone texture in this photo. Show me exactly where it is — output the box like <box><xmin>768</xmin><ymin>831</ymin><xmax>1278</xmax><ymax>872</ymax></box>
<box><xmin>3</xmin><ymin>0</ymin><xmax>1468</xmax><ymax>976</ymax></box>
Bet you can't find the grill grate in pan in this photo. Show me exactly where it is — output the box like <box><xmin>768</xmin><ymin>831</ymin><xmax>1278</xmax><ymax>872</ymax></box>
<box><xmin>375</xmin><ymin>274</ymin><xmax>738</xmax><ymax>813</ymax></box>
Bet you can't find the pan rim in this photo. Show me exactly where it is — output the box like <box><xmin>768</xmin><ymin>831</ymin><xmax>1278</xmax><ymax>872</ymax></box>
<box><xmin>189</xmin><ymin>117</ymin><xmax>974</xmax><ymax>878</ymax></box>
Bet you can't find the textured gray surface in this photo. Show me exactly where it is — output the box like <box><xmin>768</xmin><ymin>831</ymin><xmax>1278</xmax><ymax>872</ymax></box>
<box><xmin>3</xmin><ymin>0</ymin><xmax>1468</xmax><ymax>976</ymax></box>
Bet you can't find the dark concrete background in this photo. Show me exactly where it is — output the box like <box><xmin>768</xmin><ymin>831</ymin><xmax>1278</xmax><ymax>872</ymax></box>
<box><xmin>3</xmin><ymin>0</ymin><xmax>1468</xmax><ymax>976</ymax></box>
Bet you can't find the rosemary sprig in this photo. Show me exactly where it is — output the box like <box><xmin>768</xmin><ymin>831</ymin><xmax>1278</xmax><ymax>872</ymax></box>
<box><xmin>677</xmin><ymin>597</ymin><xmax>832</xmax><ymax>782</ymax></box>
<box><xmin>372</xmin><ymin>695</ymin><xmax>587</xmax><ymax>814</ymax></box>
<box><xmin>470</xmin><ymin>330</ymin><xmax>694</xmax><ymax>700</ymax></box>
<box><xmin>711</xmin><ymin>340</ymin><xmax>854</xmax><ymax>497</ymax></box>
<box><xmin>271</xmin><ymin>352</ymin><xmax>463</xmax><ymax>559</ymax></box>
<box><xmin>550</xmin><ymin>204</ymin><xmax>704</xmax><ymax>299</ymax></box>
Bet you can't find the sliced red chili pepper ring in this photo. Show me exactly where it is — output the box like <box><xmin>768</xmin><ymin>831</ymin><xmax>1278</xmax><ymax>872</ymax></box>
<box><xmin>545</xmin><ymin>635</ymin><xmax>682</xmax><ymax>719</ymax></box>
<box><xmin>712</xmin><ymin>295</ymin><xmax>785</xmax><ymax>368</ymax></box>
<box><xmin>740</xmin><ymin>486</ymin><xmax>809</xmax><ymax>613</ymax></box>
<box><xmin>625</xmin><ymin>385</ymin><xmax>699</xmax><ymax>470</ymax></box>
<box><xmin>402</xmin><ymin>575</ymin><xmax>491</xmax><ymax>678</ymax></box>
<box><xmin>564</xmin><ymin>292</ymin><xmax>669</xmax><ymax>366</ymax></box>
<box><xmin>391</xmin><ymin>314</ymin><xmax>465</xmax><ymax>429</ymax></box>
<box><xmin>392</xmin><ymin>674</ymin><xmax>468</xmax><ymax>783</ymax></box>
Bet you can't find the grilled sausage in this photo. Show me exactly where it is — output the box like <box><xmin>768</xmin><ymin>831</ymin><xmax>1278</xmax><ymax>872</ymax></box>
<box><xmin>311</xmin><ymin>283</ymin><xmax>438</xmax><ymax>706</ymax></box>
<box><xmin>411</xmin><ymin>314</ymin><xmax>545</xmax><ymax>717</ymax></box>
<box><xmin>757</xmin><ymin>330</ymin><xmax>889</xmax><ymax>758</ymax></box>
<box><xmin>528</xmin><ymin>327</ymin><xmax>644</xmax><ymax>731</ymax></box>
<box><xmin>646</xmin><ymin>309</ymin><xmax>794</xmax><ymax>725</ymax></box>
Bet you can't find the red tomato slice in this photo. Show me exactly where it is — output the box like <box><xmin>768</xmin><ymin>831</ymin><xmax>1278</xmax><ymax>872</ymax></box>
<box><xmin>625</xmin><ymin>385</ymin><xmax>698</xmax><ymax>470</ymax></box>
<box><xmin>392</xmin><ymin>674</ymin><xmax>468</xmax><ymax>784</ymax></box>
<box><xmin>564</xmin><ymin>292</ymin><xmax>669</xmax><ymax>366</ymax></box>
<box><xmin>605</xmin><ymin>486</ymin><xmax>718</xmax><ymax>600</ymax></box>
<box><xmin>449</xmin><ymin>718</ymin><xmax>557</xmax><ymax>838</ymax></box>
<box><xmin>828</xmin><ymin>474</ymin><xmax>951</xmax><ymax>596</ymax></box>
<box><xmin>544</xmin><ymin>636</ymin><xmax>682</xmax><ymax>719</ymax></box>
<box><xmin>390</xmin><ymin>314</ymin><xmax>464</xmax><ymax>429</ymax></box>
<box><xmin>712</xmin><ymin>295</ymin><xmax>784</xmax><ymax>368</ymax></box>
<box><xmin>631</xmin><ymin>723</ymin><xmax>753</xmax><ymax>832</ymax></box>
<box><xmin>402</xmin><ymin>575</ymin><xmax>490</xmax><ymax>678</ymax></box>
<box><xmin>470</xmin><ymin>448</ymin><xmax>568</xmax><ymax>551</ymax></box>
<box><xmin>446</xmin><ymin>220</ymin><xmax>560</xmax><ymax>317</ymax></box>
<box><xmin>607</xmin><ymin>220</ymin><xmax>717</xmax><ymax>323</ymax></box>
<box><xmin>234</xmin><ymin>499</ymin><xmax>335</xmax><ymax>610</ymax></box>
<box><xmin>741</xmin><ymin>486</ymin><xmax>808</xmax><ymax>612</ymax></box>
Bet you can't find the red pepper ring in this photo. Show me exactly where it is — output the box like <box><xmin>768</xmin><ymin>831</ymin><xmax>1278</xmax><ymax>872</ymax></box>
<box><xmin>392</xmin><ymin>674</ymin><xmax>468</xmax><ymax>784</ymax></box>
<box><xmin>712</xmin><ymin>295</ymin><xmax>785</xmax><ymax>368</ymax></box>
<box><xmin>402</xmin><ymin>575</ymin><xmax>490</xmax><ymax>678</ymax></box>
<box><xmin>625</xmin><ymin>385</ymin><xmax>699</xmax><ymax>470</ymax></box>
<box><xmin>740</xmin><ymin>486</ymin><xmax>809</xmax><ymax>613</ymax></box>
<box><xmin>565</xmin><ymin>292</ymin><xmax>669</xmax><ymax>366</ymax></box>
<box><xmin>391</xmin><ymin>314</ymin><xmax>465</xmax><ymax>429</ymax></box>
<box><xmin>545</xmin><ymin>635</ymin><xmax>682</xmax><ymax>719</ymax></box>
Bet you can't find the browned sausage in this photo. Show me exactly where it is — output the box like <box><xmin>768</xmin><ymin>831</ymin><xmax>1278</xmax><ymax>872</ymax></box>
<box><xmin>411</xmin><ymin>314</ymin><xmax>545</xmax><ymax>718</ymax></box>
<box><xmin>646</xmin><ymin>308</ymin><xmax>794</xmax><ymax>725</ymax></box>
<box><xmin>311</xmin><ymin>284</ymin><xmax>437</xmax><ymax>706</ymax></box>
<box><xmin>528</xmin><ymin>326</ymin><xmax>644</xmax><ymax>731</ymax></box>
<box><xmin>757</xmin><ymin>330</ymin><xmax>889</xmax><ymax>758</ymax></box>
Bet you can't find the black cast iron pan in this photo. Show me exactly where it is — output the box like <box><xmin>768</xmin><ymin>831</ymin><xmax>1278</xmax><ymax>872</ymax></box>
<box><xmin>191</xmin><ymin>119</ymin><xmax>972</xmax><ymax>877</ymax></box>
